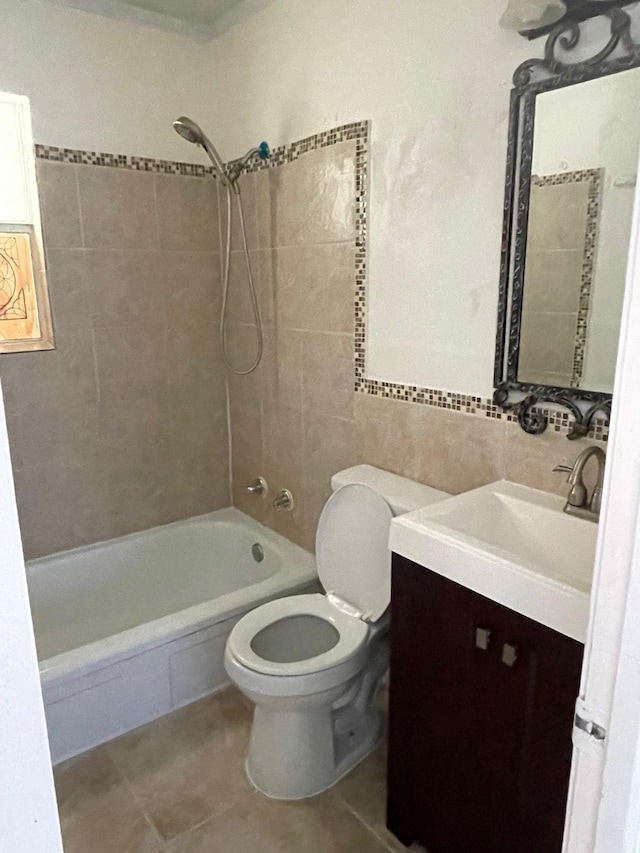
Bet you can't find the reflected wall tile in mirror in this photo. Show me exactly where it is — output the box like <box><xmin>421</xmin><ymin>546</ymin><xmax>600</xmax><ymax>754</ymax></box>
<box><xmin>522</xmin><ymin>250</ymin><xmax>583</xmax><ymax>315</ymax></box>
<box><xmin>518</xmin><ymin>312</ymin><xmax>578</xmax><ymax>384</ymax></box>
<box><xmin>527</xmin><ymin>180</ymin><xmax>591</xmax><ymax>253</ymax></box>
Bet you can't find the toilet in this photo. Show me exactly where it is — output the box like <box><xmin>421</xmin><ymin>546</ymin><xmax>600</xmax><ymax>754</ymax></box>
<box><xmin>224</xmin><ymin>465</ymin><xmax>448</xmax><ymax>800</ymax></box>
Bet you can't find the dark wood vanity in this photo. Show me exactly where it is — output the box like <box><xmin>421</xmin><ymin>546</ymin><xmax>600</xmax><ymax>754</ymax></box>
<box><xmin>387</xmin><ymin>554</ymin><xmax>584</xmax><ymax>853</ymax></box>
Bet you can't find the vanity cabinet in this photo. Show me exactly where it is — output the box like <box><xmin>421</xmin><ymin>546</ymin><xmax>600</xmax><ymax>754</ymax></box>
<box><xmin>387</xmin><ymin>554</ymin><xmax>583</xmax><ymax>853</ymax></box>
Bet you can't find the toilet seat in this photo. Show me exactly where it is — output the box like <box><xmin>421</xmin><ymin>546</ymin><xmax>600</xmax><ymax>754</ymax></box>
<box><xmin>316</xmin><ymin>484</ymin><xmax>393</xmax><ymax>622</ymax></box>
<box><xmin>226</xmin><ymin>594</ymin><xmax>369</xmax><ymax>677</ymax></box>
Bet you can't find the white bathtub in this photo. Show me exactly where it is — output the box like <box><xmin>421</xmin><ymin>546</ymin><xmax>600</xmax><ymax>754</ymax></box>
<box><xmin>27</xmin><ymin>508</ymin><xmax>317</xmax><ymax>764</ymax></box>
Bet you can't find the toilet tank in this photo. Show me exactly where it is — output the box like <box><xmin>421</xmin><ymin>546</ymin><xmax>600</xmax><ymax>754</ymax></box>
<box><xmin>330</xmin><ymin>465</ymin><xmax>449</xmax><ymax>516</ymax></box>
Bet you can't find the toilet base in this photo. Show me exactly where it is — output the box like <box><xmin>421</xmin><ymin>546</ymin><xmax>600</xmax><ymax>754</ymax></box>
<box><xmin>246</xmin><ymin>703</ymin><xmax>384</xmax><ymax>800</ymax></box>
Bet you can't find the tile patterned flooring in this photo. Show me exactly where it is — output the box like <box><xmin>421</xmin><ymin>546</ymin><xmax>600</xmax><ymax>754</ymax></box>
<box><xmin>54</xmin><ymin>688</ymin><xmax>406</xmax><ymax>853</ymax></box>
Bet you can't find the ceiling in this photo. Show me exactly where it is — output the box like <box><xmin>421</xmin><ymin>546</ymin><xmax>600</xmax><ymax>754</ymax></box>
<box><xmin>43</xmin><ymin>0</ymin><xmax>271</xmax><ymax>40</ymax></box>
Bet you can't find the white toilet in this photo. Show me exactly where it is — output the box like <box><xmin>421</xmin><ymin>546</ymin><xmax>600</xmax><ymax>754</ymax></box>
<box><xmin>224</xmin><ymin>465</ymin><xmax>448</xmax><ymax>800</ymax></box>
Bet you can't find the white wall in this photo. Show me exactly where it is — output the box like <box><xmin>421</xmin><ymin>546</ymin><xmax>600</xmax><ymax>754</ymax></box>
<box><xmin>0</xmin><ymin>0</ymin><xmax>216</xmax><ymax>163</ymax></box>
<box><xmin>210</xmin><ymin>0</ymin><xmax>533</xmax><ymax>396</ymax></box>
<box><xmin>0</xmin><ymin>382</ymin><xmax>63</xmax><ymax>853</ymax></box>
<box><xmin>533</xmin><ymin>68</ymin><xmax>640</xmax><ymax>393</ymax></box>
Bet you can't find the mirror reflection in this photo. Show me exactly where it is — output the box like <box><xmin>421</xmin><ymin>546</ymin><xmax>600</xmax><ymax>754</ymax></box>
<box><xmin>517</xmin><ymin>68</ymin><xmax>640</xmax><ymax>393</ymax></box>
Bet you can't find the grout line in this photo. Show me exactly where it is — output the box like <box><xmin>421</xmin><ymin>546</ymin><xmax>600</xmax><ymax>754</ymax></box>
<box><xmin>161</xmin><ymin>790</ymin><xmax>259</xmax><ymax>849</ymax></box>
<box><xmin>73</xmin><ymin>164</ymin><xmax>85</xmax><ymax>249</ymax></box>
<box><xmin>334</xmin><ymin>791</ymin><xmax>402</xmax><ymax>852</ymax></box>
<box><xmin>103</xmin><ymin>746</ymin><xmax>167</xmax><ymax>851</ymax></box>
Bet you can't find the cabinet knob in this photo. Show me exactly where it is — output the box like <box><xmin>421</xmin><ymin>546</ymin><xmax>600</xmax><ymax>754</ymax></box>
<box><xmin>475</xmin><ymin>627</ymin><xmax>492</xmax><ymax>651</ymax></box>
<box><xmin>502</xmin><ymin>643</ymin><xmax>519</xmax><ymax>667</ymax></box>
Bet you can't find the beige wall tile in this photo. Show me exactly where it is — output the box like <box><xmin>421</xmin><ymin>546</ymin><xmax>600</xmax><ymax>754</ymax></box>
<box><xmin>78</xmin><ymin>165</ymin><xmax>158</xmax><ymax>250</ymax></box>
<box><xmin>94</xmin><ymin>321</ymin><xmax>168</xmax><ymax>388</ymax></box>
<box><xmin>270</xmin><ymin>327</ymin><xmax>303</xmax><ymax>408</ymax></box>
<box><xmin>0</xmin><ymin>324</ymin><xmax>99</xmax><ymax>417</ymax></box>
<box><xmin>230</xmin><ymin>397</ymin><xmax>266</xmax><ymax>524</ymax></box>
<box><xmin>36</xmin><ymin>161</ymin><xmax>83</xmax><ymax>249</ymax></box>
<box><xmin>226</xmin><ymin>249</ymin><xmax>274</xmax><ymax>327</ymax></box>
<box><xmin>5</xmin><ymin>395</ymin><xmax>99</xmax><ymax>474</ymax></box>
<box><xmin>354</xmin><ymin>394</ymin><xmax>506</xmax><ymax>496</ymax></box>
<box><xmin>156</xmin><ymin>174</ymin><xmax>220</xmax><ymax>253</ymax></box>
<box><xmin>43</xmin><ymin>249</ymin><xmax>91</xmax><ymax>338</ymax></box>
<box><xmin>86</xmin><ymin>249</ymin><xmax>166</xmax><ymax>328</ymax></box>
<box><xmin>354</xmin><ymin>394</ymin><xmax>423</xmax><ymax>483</ymax></box>
<box><xmin>408</xmin><ymin>405</ymin><xmax>506</xmax><ymax>495</ymax></box>
<box><xmin>164</xmin><ymin>252</ymin><xmax>222</xmax><ymax>384</ymax></box>
<box><xmin>262</xmin><ymin>400</ymin><xmax>306</xmax><ymax>547</ymax></box>
<box><xmin>275</xmin><ymin>243</ymin><xmax>355</xmax><ymax>333</ymax></box>
<box><xmin>6</xmin><ymin>161</ymin><xmax>228</xmax><ymax>558</ymax></box>
<box><xmin>13</xmin><ymin>457</ymin><xmax>113</xmax><ymax>560</ymax></box>
<box><xmin>256</xmin><ymin>143</ymin><xmax>356</xmax><ymax>248</ymax></box>
<box><xmin>302</xmin><ymin>331</ymin><xmax>354</xmax><ymax>419</ymax></box>
<box><xmin>167</xmin><ymin>442</ymin><xmax>230</xmax><ymax>522</ymax></box>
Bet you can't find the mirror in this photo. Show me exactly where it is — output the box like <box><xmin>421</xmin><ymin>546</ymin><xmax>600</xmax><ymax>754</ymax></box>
<box><xmin>519</xmin><ymin>70</ymin><xmax>640</xmax><ymax>393</ymax></box>
<box><xmin>494</xmin><ymin>8</ymin><xmax>640</xmax><ymax>436</ymax></box>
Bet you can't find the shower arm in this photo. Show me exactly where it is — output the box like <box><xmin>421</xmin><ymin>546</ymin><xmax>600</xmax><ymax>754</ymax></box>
<box><xmin>227</xmin><ymin>143</ymin><xmax>270</xmax><ymax>188</ymax></box>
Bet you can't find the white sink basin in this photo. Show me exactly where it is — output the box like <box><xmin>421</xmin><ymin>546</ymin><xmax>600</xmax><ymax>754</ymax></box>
<box><xmin>389</xmin><ymin>480</ymin><xmax>598</xmax><ymax>642</ymax></box>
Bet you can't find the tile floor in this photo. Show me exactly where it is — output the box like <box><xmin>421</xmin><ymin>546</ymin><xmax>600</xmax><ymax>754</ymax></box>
<box><xmin>54</xmin><ymin>687</ymin><xmax>406</xmax><ymax>853</ymax></box>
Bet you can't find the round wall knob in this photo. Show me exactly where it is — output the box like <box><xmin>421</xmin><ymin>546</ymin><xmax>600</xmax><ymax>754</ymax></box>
<box><xmin>273</xmin><ymin>489</ymin><xmax>294</xmax><ymax>512</ymax></box>
<box><xmin>246</xmin><ymin>476</ymin><xmax>268</xmax><ymax>497</ymax></box>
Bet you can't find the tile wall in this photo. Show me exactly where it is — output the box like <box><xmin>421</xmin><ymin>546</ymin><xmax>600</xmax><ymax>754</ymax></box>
<box><xmin>228</xmin><ymin>141</ymin><xmax>605</xmax><ymax>552</ymax></box>
<box><xmin>0</xmin><ymin>159</ymin><xmax>229</xmax><ymax>559</ymax></box>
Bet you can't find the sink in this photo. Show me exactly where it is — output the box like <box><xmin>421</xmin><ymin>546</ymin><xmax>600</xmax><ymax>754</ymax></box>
<box><xmin>389</xmin><ymin>480</ymin><xmax>598</xmax><ymax>642</ymax></box>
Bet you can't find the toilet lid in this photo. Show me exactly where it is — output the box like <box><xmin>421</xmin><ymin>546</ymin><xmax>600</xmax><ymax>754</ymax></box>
<box><xmin>316</xmin><ymin>484</ymin><xmax>394</xmax><ymax>622</ymax></box>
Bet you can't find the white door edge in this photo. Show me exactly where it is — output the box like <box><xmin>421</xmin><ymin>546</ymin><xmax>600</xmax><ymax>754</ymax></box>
<box><xmin>563</xmin><ymin>141</ymin><xmax>640</xmax><ymax>853</ymax></box>
<box><xmin>0</xmin><ymin>380</ymin><xmax>63</xmax><ymax>852</ymax></box>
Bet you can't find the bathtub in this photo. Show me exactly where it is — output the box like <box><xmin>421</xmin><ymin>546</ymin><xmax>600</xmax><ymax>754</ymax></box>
<box><xmin>27</xmin><ymin>508</ymin><xmax>317</xmax><ymax>764</ymax></box>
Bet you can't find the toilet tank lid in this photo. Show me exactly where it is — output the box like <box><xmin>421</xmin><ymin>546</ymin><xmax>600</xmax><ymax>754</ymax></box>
<box><xmin>331</xmin><ymin>465</ymin><xmax>449</xmax><ymax>515</ymax></box>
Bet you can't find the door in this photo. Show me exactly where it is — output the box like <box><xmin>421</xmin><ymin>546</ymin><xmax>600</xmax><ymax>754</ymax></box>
<box><xmin>562</xmin><ymin>143</ymin><xmax>640</xmax><ymax>853</ymax></box>
<box><xmin>0</xmin><ymin>381</ymin><xmax>63</xmax><ymax>853</ymax></box>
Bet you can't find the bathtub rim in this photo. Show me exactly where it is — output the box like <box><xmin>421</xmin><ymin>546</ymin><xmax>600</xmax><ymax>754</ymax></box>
<box><xmin>31</xmin><ymin>508</ymin><xmax>317</xmax><ymax>688</ymax></box>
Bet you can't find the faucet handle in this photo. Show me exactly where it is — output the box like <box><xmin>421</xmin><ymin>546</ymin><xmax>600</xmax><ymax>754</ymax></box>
<box><xmin>246</xmin><ymin>477</ymin><xmax>268</xmax><ymax>497</ymax></box>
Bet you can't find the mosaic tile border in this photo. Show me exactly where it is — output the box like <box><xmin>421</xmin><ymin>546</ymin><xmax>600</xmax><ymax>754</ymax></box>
<box><xmin>35</xmin><ymin>144</ymin><xmax>213</xmax><ymax>177</ymax></box>
<box><xmin>531</xmin><ymin>169</ymin><xmax>602</xmax><ymax>389</ymax></box>
<box><xmin>40</xmin><ymin>129</ymin><xmax>607</xmax><ymax>442</ymax></box>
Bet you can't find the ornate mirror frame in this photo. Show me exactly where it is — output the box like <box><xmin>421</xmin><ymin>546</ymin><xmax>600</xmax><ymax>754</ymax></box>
<box><xmin>494</xmin><ymin>7</ymin><xmax>640</xmax><ymax>438</ymax></box>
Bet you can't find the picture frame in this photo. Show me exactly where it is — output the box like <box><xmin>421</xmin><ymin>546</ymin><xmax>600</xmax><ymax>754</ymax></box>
<box><xmin>0</xmin><ymin>223</ymin><xmax>54</xmax><ymax>353</ymax></box>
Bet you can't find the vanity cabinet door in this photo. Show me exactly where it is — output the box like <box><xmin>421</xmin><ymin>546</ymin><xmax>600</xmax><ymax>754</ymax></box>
<box><xmin>387</xmin><ymin>554</ymin><xmax>583</xmax><ymax>853</ymax></box>
<box><xmin>495</xmin><ymin>609</ymin><xmax>583</xmax><ymax>853</ymax></box>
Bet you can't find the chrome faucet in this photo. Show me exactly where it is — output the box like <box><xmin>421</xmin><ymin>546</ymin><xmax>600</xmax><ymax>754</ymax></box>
<box><xmin>553</xmin><ymin>446</ymin><xmax>606</xmax><ymax>523</ymax></box>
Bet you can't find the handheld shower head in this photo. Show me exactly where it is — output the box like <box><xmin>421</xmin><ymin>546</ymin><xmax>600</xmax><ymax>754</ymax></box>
<box><xmin>173</xmin><ymin>116</ymin><xmax>227</xmax><ymax>182</ymax></box>
<box><xmin>172</xmin><ymin>116</ymin><xmax>202</xmax><ymax>145</ymax></box>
